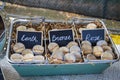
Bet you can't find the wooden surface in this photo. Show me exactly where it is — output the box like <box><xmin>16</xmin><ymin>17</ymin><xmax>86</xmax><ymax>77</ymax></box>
<box><xmin>0</xmin><ymin>45</ymin><xmax>120</xmax><ymax>80</ymax></box>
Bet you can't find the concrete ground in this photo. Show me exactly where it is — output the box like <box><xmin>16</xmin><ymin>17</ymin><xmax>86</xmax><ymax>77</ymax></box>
<box><xmin>0</xmin><ymin>45</ymin><xmax>120</xmax><ymax>80</ymax></box>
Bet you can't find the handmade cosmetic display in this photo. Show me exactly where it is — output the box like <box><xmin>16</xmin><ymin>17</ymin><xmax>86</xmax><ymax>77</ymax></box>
<box><xmin>6</xmin><ymin>18</ymin><xmax>119</xmax><ymax>76</ymax></box>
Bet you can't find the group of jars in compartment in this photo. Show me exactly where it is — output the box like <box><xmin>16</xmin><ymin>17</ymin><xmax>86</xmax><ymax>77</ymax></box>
<box><xmin>47</xmin><ymin>40</ymin><xmax>115</xmax><ymax>64</ymax></box>
<box><xmin>75</xmin><ymin>20</ymin><xmax>115</xmax><ymax>61</ymax></box>
<box><xmin>10</xmin><ymin>22</ymin><xmax>45</xmax><ymax>63</ymax></box>
<box><xmin>10</xmin><ymin>20</ymin><xmax>116</xmax><ymax>64</ymax></box>
<box><xmin>82</xmin><ymin>40</ymin><xmax>115</xmax><ymax>61</ymax></box>
<box><xmin>47</xmin><ymin>41</ymin><xmax>83</xmax><ymax>64</ymax></box>
<box><xmin>10</xmin><ymin>42</ymin><xmax>45</xmax><ymax>63</ymax></box>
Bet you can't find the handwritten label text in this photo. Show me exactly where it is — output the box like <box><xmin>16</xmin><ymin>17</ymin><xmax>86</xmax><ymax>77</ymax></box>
<box><xmin>82</xmin><ymin>29</ymin><xmax>105</xmax><ymax>45</ymax></box>
<box><xmin>85</xmin><ymin>34</ymin><xmax>102</xmax><ymax>42</ymax></box>
<box><xmin>49</xmin><ymin>29</ymin><xmax>74</xmax><ymax>46</ymax></box>
<box><xmin>17</xmin><ymin>31</ymin><xmax>42</xmax><ymax>48</ymax></box>
<box><xmin>52</xmin><ymin>35</ymin><xmax>71</xmax><ymax>42</ymax></box>
<box><xmin>21</xmin><ymin>34</ymin><xmax>38</xmax><ymax>42</ymax></box>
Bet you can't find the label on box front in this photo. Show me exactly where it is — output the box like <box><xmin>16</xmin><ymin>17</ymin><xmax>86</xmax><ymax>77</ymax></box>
<box><xmin>82</xmin><ymin>29</ymin><xmax>105</xmax><ymax>45</ymax></box>
<box><xmin>49</xmin><ymin>29</ymin><xmax>74</xmax><ymax>46</ymax></box>
<box><xmin>17</xmin><ymin>31</ymin><xmax>43</xmax><ymax>48</ymax></box>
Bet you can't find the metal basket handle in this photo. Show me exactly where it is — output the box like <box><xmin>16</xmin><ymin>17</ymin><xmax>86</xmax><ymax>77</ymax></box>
<box><xmin>69</xmin><ymin>17</ymin><xmax>99</xmax><ymax>24</ymax></box>
<box><xmin>7</xmin><ymin>14</ymin><xmax>45</xmax><ymax>22</ymax></box>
